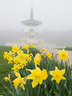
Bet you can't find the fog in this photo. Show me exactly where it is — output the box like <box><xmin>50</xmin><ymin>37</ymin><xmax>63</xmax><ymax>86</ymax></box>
<box><xmin>0</xmin><ymin>0</ymin><xmax>72</xmax><ymax>45</ymax></box>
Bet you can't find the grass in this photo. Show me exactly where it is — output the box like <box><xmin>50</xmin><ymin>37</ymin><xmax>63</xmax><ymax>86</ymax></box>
<box><xmin>0</xmin><ymin>46</ymin><xmax>13</xmax><ymax>95</ymax></box>
<box><xmin>58</xmin><ymin>47</ymin><xmax>72</xmax><ymax>51</ymax></box>
<box><xmin>65</xmin><ymin>47</ymin><xmax>72</xmax><ymax>51</ymax></box>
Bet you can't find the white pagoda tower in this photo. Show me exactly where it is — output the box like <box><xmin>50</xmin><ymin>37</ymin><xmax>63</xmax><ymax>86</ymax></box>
<box><xmin>5</xmin><ymin>8</ymin><xmax>45</xmax><ymax>46</ymax></box>
<box><xmin>21</xmin><ymin>8</ymin><xmax>42</xmax><ymax>45</ymax></box>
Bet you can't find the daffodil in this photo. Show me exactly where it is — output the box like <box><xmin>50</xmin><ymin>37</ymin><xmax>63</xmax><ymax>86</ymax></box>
<box><xmin>8</xmin><ymin>51</ymin><xmax>15</xmax><ymax>58</ymax></box>
<box><xmin>22</xmin><ymin>44</ymin><xmax>35</xmax><ymax>53</ymax></box>
<box><xmin>4</xmin><ymin>52</ymin><xmax>9</xmax><ymax>59</ymax></box>
<box><xmin>36</xmin><ymin>53</ymin><xmax>42</xmax><ymax>61</ymax></box>
<box><xmin>13</xmin><ymin>72</ymin><xmax>26</xmax><ymax>90</ymax></box>
<box><xmin>26</xmin><ymin>54</ymin><xmax>32</xmax><ymax>62</ymax></box>
<box><xmin>38</xmin><ymin>45</ymin><xmax>40</xmax><ymax>48</ymax></box>
<box><xmin>42</xmin><ymin>48</ymin><xmax>47</xmax><ymax>53</ymax></box>
<box><xmin>58</xmin><ymin>49</ymin><xmax>69</xmax><ymax>62</ymax></box>
<box><xmin>18</xmin><ymin>51</ymin><xmax>25</xmax><ymax>60</ymax></box>
<box><xmin>47</xmin><ymin>52</ymin><xmax>53</xmax><ymax>59</ymax></box>
<box><xmin>49</xmin><ymin>67</ymin><xmax>66</xmax><ymax>84</ymax></box>
<box><xmin>4</xmin><ymin>74</ymin><xmax>11</xmax><ymax>82</ymax></box>
<box><xmin>19</xmin><ymin>60</ymin><xmax>27</xmax><ymax>68</ymax></box>
<box><xmin>71</xmin><ymin>71</ymin><xmax>72</xmax><ymax>76</ymax></box>
<box><xmin>34</xmin><ymin>53</ymin><xmax>42</xmax><ymax>65</ymax></box>
<box><xmin>8</xmin><ymin>58</ymin><xmax>13</xmax><ymax>64</ymax></box>
<box><xmin>13</xmin><ymin>57</ymin><xmax>20</xmax><ymax>64</ymax></box>
<box><xmin>27</xmin><ymin>67</ymin><xmax>48</xmax><ymax>88</ymax></box>
<box><xmin>12</xmin><ymin>45</ymin><xmax>20</xmax><ymax>53</ymax></box>
<box><xmin>22</xmin><ymin>45</ymin><xmax>29</xmax><ymax>50</ymax></box>
<box><xmin>34</xmin><ymin>57</ymin><xmax>41</xmax><ymax>66</ymax></box>
<box><xmin>29</xmin><ymin>44</ymin><xmax>35</xmax><ymax>48</ymax></box>
<box><xmin>12</xmin><ymin>64</ymin><xmax>20</xmax><ymax>73</ymax></box>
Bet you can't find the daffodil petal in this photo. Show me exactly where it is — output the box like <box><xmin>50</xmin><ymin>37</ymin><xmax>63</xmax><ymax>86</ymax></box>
<box><xmin>36</xmin><ymin>67</ymin><xmax>41</xmax><ymax>71</ymax></box>
<box><xmin>49</xmin><ymin>71</ymin><xmax>55</xmax><ymax>76</ymax></box>
<box><xmin>55</xmin><ymin>67</ymin><xmax>58</xmax><ymax>71</ymax></box>
<box><xmin>61</xmin><ymin>76</ymin><xmax>66</xmax><ymax>80</ymax></box>
<box><xmin>56</xmin><ymin>79</ymin><xmax>61</xmax><ymax>84</ymax></box>
<box><xmin>26</xmin><ymin>69</ymin><xmax>33</xmax><ymax>73</ymax></box>
<box><xmin>32</xmin><ymin>80</ymin><xmax>38</xmax><ymax>88</ymax></box>
<box><xmin>60</xmin><ymin>69</ymin><xmax>65</xmax><ymax>75</ymax></box>
<box><xmin>15</xmin><ymin>72</ymin><xmax>21</xmax><ymax>78</ymax></box>
<box><xmin>51</xmin><ymin>77</ymin><xmax>55</xmax><ymax>81</ymax></box>
<box><xmin>27</xmin><ymin>74</ymin><xmax>34</xmax><ymax>79</ymax></box>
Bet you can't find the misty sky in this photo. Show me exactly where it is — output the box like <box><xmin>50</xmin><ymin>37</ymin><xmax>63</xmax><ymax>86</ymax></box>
<box><xmin>0</xmin><ymin>0</ymin><xmax>72</xmax><ymax>45</ymax></box>
<box><xmin>0</xmin><ymin>0</ymin><xmax>72</xmax><ymax>31</ymax></box>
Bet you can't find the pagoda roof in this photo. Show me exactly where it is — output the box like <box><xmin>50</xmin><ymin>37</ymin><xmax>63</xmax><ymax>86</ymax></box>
<box><xmin>21</xmin><ymin>8</ymin><xmax>42</xmax><ymax>27</ymax></box>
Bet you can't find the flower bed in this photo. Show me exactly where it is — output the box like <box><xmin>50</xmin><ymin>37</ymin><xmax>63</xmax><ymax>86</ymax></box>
<box><xmin>4</xmin><ymin>44</ymin><xmax>72</xmax><ymax>96</ymax></box>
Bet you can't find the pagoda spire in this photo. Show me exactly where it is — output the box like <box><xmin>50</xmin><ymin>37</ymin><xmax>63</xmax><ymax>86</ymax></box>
<box><xmin>30</xmin><ymin>8</ymin><xmax>33</xmax><ymax>20</ymax></box>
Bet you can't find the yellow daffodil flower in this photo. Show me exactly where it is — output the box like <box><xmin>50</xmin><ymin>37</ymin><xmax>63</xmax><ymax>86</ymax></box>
<box><xmin>26</xmin><ymin>54</ymin><xmax>32</xmax><ymax>62</ymax></box>
<box><xmin>34</xmin><ymin>53</ymin><xmax>42</xmax><ymax>65</ymax></box>
<box><xmin>36</xmin><ymin>53</ymin><xmax>42</xmax><ymax>60</ymax></box>
<box><xmin>12</xmin><ymin>45</ymin><xmax>20</xmax><ymax>53</ymax></box>
<box><xmin>47</xmin><ymin>52</ymin><xmax>53</xmax><ymax>59</ymax></box>
<box><xmin>18</xmin><ymin>51</ymin><xmax>25</xmax><ymax>60</ymax></box>
<box><xmin>4</xmin><ymin>52</ymin><xmax>9</xmax><ymax>59</ymax></box>
<box><xmin>22</xmin><ymin>45</ymin><xmax>29</xmax><ymax>49</ymax></box>
<box><xmin>27</xmin><ymin>67</ymin><xmax>48</xmax><ymax>88</ymax></box>
<box><xmin>38</xmin><ymin>45</ymin><xmax>40</xmax><ymax>48</ymax></box>
<box><xmin>12</xmin><ymin>64</ymin><xmax>20</xmax><ymax>73</ymax></box>
<box><xmin>19</xmin><ymin>60</ymin><xmax>27</xmax><ymax>68</ymax></box>
<box><xmin>13</xmin><ymin>57</ymin><xmax>20</xmax><ymax>64</ymax></box>
<box><xmin>8</xmin><ymin>58</ymin><xmax>13</xmax><ymax>64</ymax></box>
<box><xmin>49</xmin><ymin>66</ymin><xmax>66</xmax><ymax>84</ymax></box>
<box><xmin>8</xmin><ymin>51</ymin><xmax>15</xmax><ymax>58</ymax></box>
<box><xmin>71</xmin><ymin>71</ymin><xmax>72</xmax><ymax>76</ymax></box>
<box><xmin>29</xmin><ymin>44</ymin><xmax>35</xmax><ymax>48</ymax></box>
<box><xmin>58</xmin><ymin>49</ymin><xmax>69</xmax><ymax>62</ymax></box>
<box><xmin>42</xmin><ymin>48</ymin><xmax>47</xmax><ymax>53</ymax></box>
<box><xmin>4</xmin><ymin>74</ymin><xmax>11</xmax><ymax>82</ymax></box>
<box><xmin>34</xmin><ymin>57</ymin><xmax>41</xmax><ymax>66</ymax></box>
<box><xmin>22</xmin><ymin>44</ymin><xmax>35</xmax><ymax>53</ymax></box>
<box><xmin>13</xmin><ymin>72</ymin><xmax>26</xmax><ymax>90</ymax></box>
